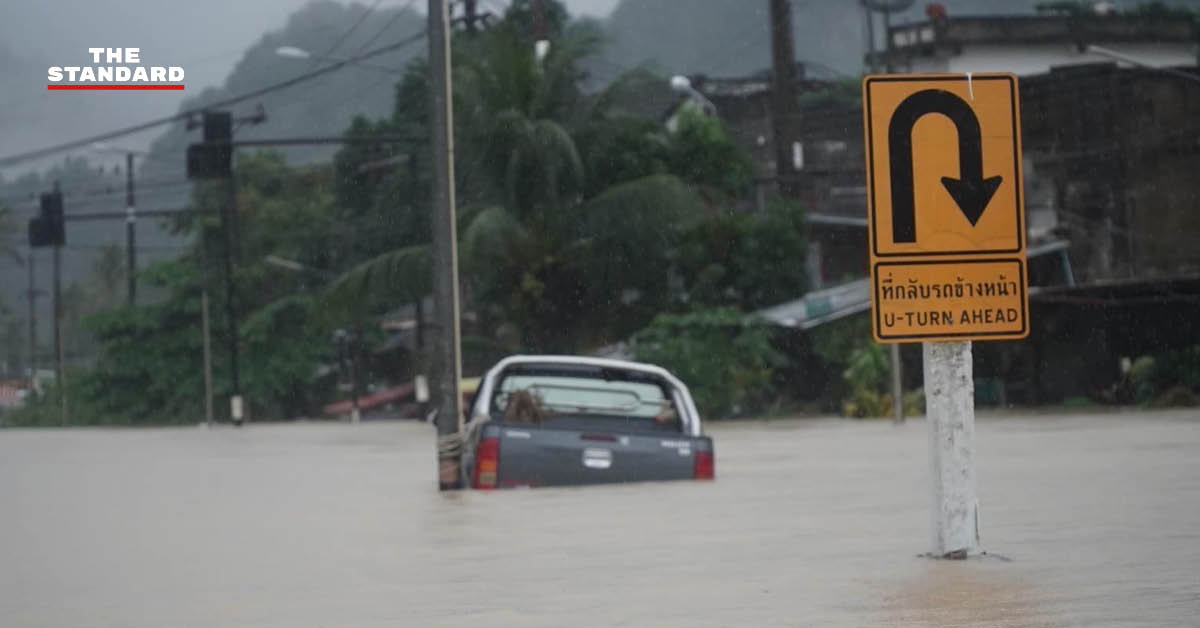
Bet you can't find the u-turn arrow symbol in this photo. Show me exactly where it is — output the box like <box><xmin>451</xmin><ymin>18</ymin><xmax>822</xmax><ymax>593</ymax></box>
<box><xmin>887</xmin><ymin>89</ymin><xmax>1002</xmax><ymax>244</ymax></box>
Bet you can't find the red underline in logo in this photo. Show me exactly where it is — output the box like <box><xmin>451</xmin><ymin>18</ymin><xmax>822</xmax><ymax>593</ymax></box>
<box><xmin>47</xmin><ymin>84</ymin><xmax>185</xmax><ymax>91</ymax></box>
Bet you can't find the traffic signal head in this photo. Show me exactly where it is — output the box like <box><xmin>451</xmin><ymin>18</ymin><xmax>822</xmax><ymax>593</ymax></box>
<box><xmin>202</xmin><ymin>111</ymin><xmax>232</xmax><ymax>143</ymax></box>
<box><xmin>29</xmin><ymin>191</ymin><xmax>65</xmax><ymax>247</ymax></box>
<box><xmin>187</xmin><ymin>110</ymin><xmax>234</xmax><ymax>179</ymax></box>
<box><xmin>187</xmin><ymin>143</ymin><xmax>232</xmax><ymax>179</ymax></box>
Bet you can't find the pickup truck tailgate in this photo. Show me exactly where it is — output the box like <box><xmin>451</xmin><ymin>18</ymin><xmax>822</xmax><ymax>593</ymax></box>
<box><xmin>487</xmin><ymin>424</ymin><xmax>711</xmax><ymax>487</ymax></box>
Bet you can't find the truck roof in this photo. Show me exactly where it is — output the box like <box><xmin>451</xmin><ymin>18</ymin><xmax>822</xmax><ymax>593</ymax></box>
<box><xmin>478</xmin><ymin>355</ymin><xmax>703</xmax><ymax>436</ymax></box>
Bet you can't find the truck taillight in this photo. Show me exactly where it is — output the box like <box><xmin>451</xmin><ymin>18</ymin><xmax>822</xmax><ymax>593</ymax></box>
<box><xmin>472</xmin><ymin>437</ymin><xmax>499</xmax><ymax>489</ymax></box>
<box><xmin>694</xmin><ymin>450</ymin><xmax>714</xmax><ymax>480</ymax></box>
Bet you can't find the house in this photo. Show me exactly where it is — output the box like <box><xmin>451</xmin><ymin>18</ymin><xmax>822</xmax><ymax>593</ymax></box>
<box><xmin>671</xmin><ymin>66</ymin><xmax>869</xmax><ymax>289</ymax></box>
<box><xmin>872</xmin><ymin>10</ymin><xmax>1200</xmax><ymax>281</ymax></box>
<box><xmin>747</xmin><ymin>9</ymin><xmax>1200</xmax><ymax>407</ymax></box>
<box><xmin>642</xmin><ymin>9</ymin><xmax>1198</xmax><ymax>291</ymax></box>
<box><xmin>873</xmin><ymin>12</ymin><xmax>1197</xmax><ymax>75</ymax></box>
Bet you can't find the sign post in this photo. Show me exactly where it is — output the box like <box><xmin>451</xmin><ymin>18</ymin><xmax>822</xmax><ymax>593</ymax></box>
<box><xmin>863</xmin><ymin>73</ymin><xmax>1028</xmax><ymax>558</ymax></box>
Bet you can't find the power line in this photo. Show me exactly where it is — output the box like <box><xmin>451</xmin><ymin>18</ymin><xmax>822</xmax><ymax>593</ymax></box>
<box><xmin>0</xmin><ymin>240</ymin><xmax>193</xmax><ymax>252</ymax></box>
<box><xmin>0</xmin><ymin>30</ymin><xmax>428</xmax><ymax>169</ymax></box>
<box><xmin>313</xmin><ymin>0</ymin><xmax>387</xmax><ymax>70</ymax></box>
<box><xmin>0</xmin><ymin>179</ymin><xmax>195</xmax><ymax>212</ymax></box>
<box><xmin>355</xmin><ymin>0</ymin><xmax>421</xmax><ymax>56</ymax></box>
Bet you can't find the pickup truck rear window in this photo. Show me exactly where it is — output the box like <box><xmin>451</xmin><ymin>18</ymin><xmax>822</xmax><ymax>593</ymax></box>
<box><xmin>493</xmin><ymin>374</ymin><xmax>677</xmax><ymax>429</ymax></box>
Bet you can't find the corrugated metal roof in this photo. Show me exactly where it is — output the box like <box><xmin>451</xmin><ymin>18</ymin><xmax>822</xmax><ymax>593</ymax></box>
<box><xmin>754</xmin><ymin>278</ymin><xmax>872</xmax><ymax>329</ymax></box>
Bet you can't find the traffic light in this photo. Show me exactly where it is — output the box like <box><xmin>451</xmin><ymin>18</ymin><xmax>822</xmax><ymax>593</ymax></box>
<box><xmin>28</xmin><ymin>191</ymin><xmax>64</xmax><ymax>247</ymax></box>
<box><xmin>187</xmin><ymin>111</ymin><xmax>233</xmax><ymax>179</ymax></box>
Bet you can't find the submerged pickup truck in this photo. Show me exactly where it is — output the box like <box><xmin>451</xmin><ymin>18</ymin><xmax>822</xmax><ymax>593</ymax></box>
<box><xmin>461</xmin><ymin>355</ymin><xmax>715</xmax><ymax>489</ymax></box>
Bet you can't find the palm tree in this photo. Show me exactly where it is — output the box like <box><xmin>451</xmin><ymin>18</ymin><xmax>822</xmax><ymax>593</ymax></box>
<box><xmin>324</xmin><ymin>9</ymin><xmax>706</xmax><ymax>353</ymax></box>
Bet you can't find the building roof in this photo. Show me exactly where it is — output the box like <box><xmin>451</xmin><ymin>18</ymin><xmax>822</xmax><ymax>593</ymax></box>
<box><xmin>1029</xmin><ymin>272</ymin><xmax>1200</xmax><ymax>303</ymax></box>
<box><xmin>754</xmin><ymin>278</ymin><xmax>872</xmax><ymax>330</ymax></box>
<box><xmin>891</xmin><ymin>14</ymin><xmax>1194</xmax><ymax>49</ymax></box>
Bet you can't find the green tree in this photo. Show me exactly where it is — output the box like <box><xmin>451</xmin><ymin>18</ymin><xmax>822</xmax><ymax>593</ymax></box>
<box><xmin>667</xmin><ymin>107</ymin><xmax>754</xmax><ymax>199</ymax></box>
<box><xmin>323</xmin><ymin>0</ymin><xmax>799</xmax><ymax>367</ymax></box>
<box><xmin>326</xmin><ymin>6</ymin><xmax>720</xmax><ymax>353</ymax></box>
<box><xmin>0</xmin><ymin>206</ymin><xmax>26</xmax><ymax>378</ymax></box>
<box><xmin>87</xmin><ymin>243</ymin><xmax>125</xmax><ymax>311</ymax></box>
<box><xmin>676</xmin><ymin>200</ymin><xmax>809</xmax><ymax>311</ymax></box>
<box><xmin>633</xmin><ymin>307</ymin><xmax>781</xmax><ymax>418</ymax></box>
<box><xmin>77</xmin><ymin>151</ymin><xmax>344</xmax><ymax>422</ymax></box>
<box><xmin>79</xmin><ymin>260</ymin><xmax>209</xmax><ymax>422</ymax></box>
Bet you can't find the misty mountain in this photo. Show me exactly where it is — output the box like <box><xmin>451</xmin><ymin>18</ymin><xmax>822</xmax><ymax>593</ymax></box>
<box><xmin>141</xmin><ymin>0</ymin><xmax>426</xmax><ymax>184</ymax></box>
<box><xmin>0</xmin><ymin>0</ymin><xmax>427</xmax><ymax>335</ymax></box>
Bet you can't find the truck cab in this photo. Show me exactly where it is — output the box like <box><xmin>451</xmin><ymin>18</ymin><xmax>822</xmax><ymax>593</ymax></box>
<box><xmin>462</xmin><ymin>355</ymin><xmax>714</xmax><ymax>489</ymax></box>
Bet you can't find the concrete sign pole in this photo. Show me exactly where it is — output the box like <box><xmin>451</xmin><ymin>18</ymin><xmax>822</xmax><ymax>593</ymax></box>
<box><xmin>890</xmin><ymin>344</ymin><xmax>904</xmax><ymax>424</ymax></box>
<box><xmin>923</xmin><ymin>340</ymin><xmax>978</xmax><ymax>558</ymax></box>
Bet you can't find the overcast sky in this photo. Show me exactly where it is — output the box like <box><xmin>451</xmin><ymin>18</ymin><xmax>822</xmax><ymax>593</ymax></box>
<box><xmin>0</xmin><ymin>0</ymin><xmax>621</xmax><ymax>172</ymax></box>
<box><xmin>3</xmin><ymin>0</ymin><xmax>620</xmax><ymax>93</ymax></box>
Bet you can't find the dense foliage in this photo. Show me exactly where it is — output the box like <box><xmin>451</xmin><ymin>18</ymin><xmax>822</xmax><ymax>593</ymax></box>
<box><xmin>632</xmin><ymin>307</ymin><xmax>781</xmax><ymax>419</ymax></box>
<box><xmin>11</xmin><ymin>0</ymin><xmax>812</xmax><ymax>424</ymax></box>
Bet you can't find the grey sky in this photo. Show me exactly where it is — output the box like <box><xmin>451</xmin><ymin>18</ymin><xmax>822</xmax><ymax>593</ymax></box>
<box><xmin>7</xmin><ymin>0</ymin><xmax>619</xmax><ymax>89</ymax></box>
<box><xmin>0</xmin><ymin>0</ymin><xmax>620</xmax><ymax>170</ymax></box>
<box><xmin>3</xmin><ymin>0</ymin><xmax>620</xmax><ymax>92</ymax></box>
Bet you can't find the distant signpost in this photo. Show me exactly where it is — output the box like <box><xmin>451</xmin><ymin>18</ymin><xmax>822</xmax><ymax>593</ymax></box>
<box><xmin>863</xmin><ymin>73</ymin><xmax>1030</xmax><ymax>558</ymax></box>
<box><xmin>863</xmin><ymin>74</ymin><xmax>1029</xmax><ymax>343</ymax></box>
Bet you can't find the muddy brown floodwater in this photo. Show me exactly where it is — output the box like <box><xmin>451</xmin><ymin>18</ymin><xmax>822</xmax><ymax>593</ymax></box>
<box><xmin>2</xmin><ymin>409</ymin><xmax>1198</xmax><ymax>627</ymax></box>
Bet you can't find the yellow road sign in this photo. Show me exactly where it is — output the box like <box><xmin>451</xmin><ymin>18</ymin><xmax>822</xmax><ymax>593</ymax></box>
<box><xmin>863</xmin><ymin>73</ymin><xmax>1029</xmax><ymax>343</ymax></box>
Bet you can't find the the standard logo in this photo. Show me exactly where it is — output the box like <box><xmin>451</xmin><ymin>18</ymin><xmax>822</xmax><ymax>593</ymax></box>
<box><xmin>47</xmin><ymin>48</ymin><xmax>185</xmax><ymax>91</ymax></box>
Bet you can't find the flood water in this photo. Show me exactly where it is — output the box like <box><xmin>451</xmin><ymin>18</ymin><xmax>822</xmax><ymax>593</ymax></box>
<box><xmin>2</xmin><ymin>409</ymin><xmax>1198</xmax><ymax>626</ymax></box>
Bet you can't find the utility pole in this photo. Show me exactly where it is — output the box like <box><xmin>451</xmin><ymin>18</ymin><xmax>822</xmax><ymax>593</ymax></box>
<box><xmin>27</xmin><ymin>186</ymin><xmax>66</xmax><ymax>401</ymax></box>
<box><xmin>862</xmin><ymin>0</ymin><xmax>914</xmax><ymax>74</ymax></box>
<box><xmin>336</xmin><ymin>327</ymin><xmax>363</xmax><ymax>424</ymax></box>
<box><xmin>222</xmin><ymin>175</ymin><xmax>243</xmax><ymax>425</ymax></box>
<box><xmin>51</xmin><ymin>181</ymin><xmax>65</xmax><ymax>424</ymax></box>
<box><xmin>882</xmin><ymin>4</ymin><xmax>893</xmax><ymax>73</ymax></box>
<box><xmin>463</xmin><ymin>0</ymin><xmax>479</xmax><ymax>33</ymax></box>
<box><xmin>531</xmin><ymin>0</ymin><xmax>547</xmax><ymax>40</ymax></box>
<box><xmin>863</xmin><ymin>1</ymin><xmax>877</xmax><ymax>73</ymax></box>
<box><xmin>429</xmin><ymin>0</ymin><xmax>464</xmax><ymax>490</ymax></box>
<box><xmin>26</xmin><ymin>248</ymin><xmax>36</xmax><ymax>391</ymax></box>
<box><xmin>125</xmin><ymin>152</ymin><xmax>137</xmax><ymax>305</ymax></box>
<box><xmin>187</xmin><ymin>108</ymin><xmax>265</xmax><ymax>425</ymax></box>
<box><xmin>768</xmin><ymin>0</ymin><xmax>798</xmax><ymax>189</ymax></box>
<box><xmin>201</xmin><ymin>289</ymin><xmax>214</xmax><ymax>427</ymax></box>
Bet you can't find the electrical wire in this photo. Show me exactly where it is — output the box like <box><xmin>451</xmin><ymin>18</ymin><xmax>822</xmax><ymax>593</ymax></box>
<box><xmin>0</xmin><ymin>180</ymin><xmax>196</xmax><ymax>214</ymax></box>
<box><xmin>0</xmin><ymin>29</ymin><xmax>429</xmax><ymax>168</ymax></box>
<box><xmin>354</xmin><ymin>0</ymin><xmax>420</xmax><ymax>56</ymax></box>
<box><xmin>312</xmin><ymin>0</ymin><xmax>387</xmax><ymax>70</ymax></box>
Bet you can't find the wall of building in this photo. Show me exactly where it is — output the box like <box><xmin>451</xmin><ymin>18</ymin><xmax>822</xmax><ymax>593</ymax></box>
<box><xmin>898</xmin><ymin>42</ymin><xmax>1198</xmax><ymax>75</ymax></box>
<box><xmin>1022</xmin><ymin>63</ymin><xmax>1200</xmax><ymax>281</ymax></box>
